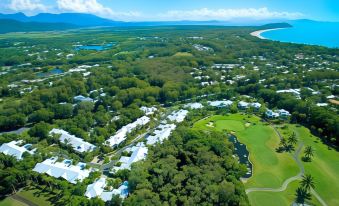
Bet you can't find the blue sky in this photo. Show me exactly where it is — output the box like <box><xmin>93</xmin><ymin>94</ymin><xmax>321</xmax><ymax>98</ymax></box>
<box><xmin>1</xmin><ymin>0</ymin><xmax>338</xmax><ymax>21</ymax></box>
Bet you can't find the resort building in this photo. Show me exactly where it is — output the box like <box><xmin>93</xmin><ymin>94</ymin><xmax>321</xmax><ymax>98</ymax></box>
<box><xmin>0</xmin><ymin>140</ymin><xmax>36</xmax><ymax>160</ymax></box>
<box><xmin>50</xmin><ymin>129</ymin><xmax>96</xmax><ymax>153</ymax></box>
<box><xmin>208</xmin><ymin>100</ymin><xmax>233</xmax><ymax>108</ymax></box>
<box><xmin>73</xmin><ymin>95</ymin><xmax>94</xmax><ymax>102</ymax></box>
<box><xmin>184</xmin><ymin>102</ymin><xmax>203</xmax><ymax>109</ymax></box>
<box><xmin>146</xmin><ymin>124</ymin><xmax>176</xmax><ymax>145</ymax></box>
<box><xmin>140</xmin><ymin>106</ymin><xmax>157</xmax><ymax>115</ymax></box>
<box><xmin>238</xmin><ymin>101</ymin><xmax>250</xmax><ymax>109</ymax></box>
<box><xmin>167</xmin><ymin>110</ymin><xmax>188</xmax><ymax>123</ymax></box>
<box><xmin>85</xmin><ymin>178</ymin><xmax>129</xmax><ymax>201</ymax></box>
<box><xmin>276</xmin><ymin>89</ymin><xmax>301</xmax><ymax>99</ymax></box>
<box><xmin>32</xmin><ymin>157</ymin><xmax>90</xmax><ymax>184</ymax></box>
<box><xmin>106</xmin><ymin>116</ymin><xmax>150</xmax><ymax>147</ymax></box>
<box><xmin>111</xmin><ymin>142</ymin><xmax>148</xmax><ymax>172</ymax></box>
<box><xmin>278</xmin><ymin>109</ymin><xmax>291</xmax><ymax>117</ymax></box>
<box><xmin>265</xmin><ymin>109</ymin><xmax>280</xmax><ymax>118</ymax></box>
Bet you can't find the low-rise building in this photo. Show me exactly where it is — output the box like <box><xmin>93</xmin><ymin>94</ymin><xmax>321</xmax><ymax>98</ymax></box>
<box><xmin>146</xmin><ymin>124</ymin><xmax>176</xmax><ymax>145</ymax></box>
<box><xmin>0</xmin><ymin>140</ymin><xmax>36</xmax><ymax>160</ymax></box>
<box><xmin>50</xmin><ymin>129</ymin><xmax>96</xmax><ymax>153</ymax></box>
<box><xmin>85</xmin><ymin>178</ymin><xmax>129</xmax><ymax>201</ymax></box>
<box><xmin>112</xmin><ymin>143</ymin><xmax>148</xmax><ymax>172</ymax></box>
<box><xmin>106</xmin><ymin>116</ymin><xmax>150</xmax><ymax>147</ymax></box>
<box><xmin>33</xmin><ymin>157</ymin><xmax>90</xmax><ymax>184</ymax></box>
<box><xmin>73</xmin><ymin>95</ymin><xmax>94</xmax><ymax>102</ymax></box>
<box><xmin>208</xmin><ymin>100</ymin><xmax>233</xmax><ymax>108</ymax></box>
<box><xmin>184</xmin><ymin>102</ymin><xmax>203</xmax><ymax>109</ymax></box>
<box><xmin>167</xmin><ymin>110</ymin><xmax>188</xmax><ymax>123</ymax></box>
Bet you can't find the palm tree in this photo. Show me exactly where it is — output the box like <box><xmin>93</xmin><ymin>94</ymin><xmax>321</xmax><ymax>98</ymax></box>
<box><xmin>304</xmin><ymin>146</ymin><xmax>314</xmax><ymax>161</ymax></box>
<box><xmin>288</xmin><ymin>132</ymin><xmax>298</xmax><ymax>145</ymax></box>
<box><xmin>301</xmin><ymin>174</ymin><xmax>315</xmax><ymax>192</ymax></box>
<box><xmin>280</xmin><ymin>137</ymin><xmax>287</xmax><ymax>147</ymax></box>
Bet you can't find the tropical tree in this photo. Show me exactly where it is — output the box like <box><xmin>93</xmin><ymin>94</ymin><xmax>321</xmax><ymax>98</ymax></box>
<box><xmin>288</xmin><ymin>132</ymin><xmax>298</xmax><ymax>145</ymax></box>
<box><xmin>304</xmin><ymin>146</ymin><xmax>314</xmax><ymax>161</ymax></box>
<box><xmin>301</xmin><ymin>174</ymin><xmax>315</xmax><ymax>192</ymax></box>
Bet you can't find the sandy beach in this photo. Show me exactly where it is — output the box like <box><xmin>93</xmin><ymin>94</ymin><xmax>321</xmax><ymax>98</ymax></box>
<box><xmin>250</xmin><ymin>28</ymin><xmax>287</xmax><ymax>39</ymax></box>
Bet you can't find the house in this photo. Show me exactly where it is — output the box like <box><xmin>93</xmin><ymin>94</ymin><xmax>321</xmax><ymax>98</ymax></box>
<box><xmin>140</xmin><ymin>106</ymin><xmax>157</xmax><ymax>115</ymax></box>
<box><xmin>276</xmin><ymin>89</ymin><xmax>301</xmax><ymax>99</ymax></box>
<box><xmin>106</xmin><ymin>116</ymin><xmax>150</xmax><ymax>147</ymax></box>
<box><xmin>0</xmin><ymin>140</ymin><xmax>36</xmax><ymax>160</ymax></box>
<box><xmin>238</xmin><ymin>101</ymin><xmax>249</xmax><ymax>109</ymax></box>
<box><xmin>33</xmin><ymin>157</ymin><xmax>90</xmax><ymax>184</ymax></box>
<box><xmin>73</xmin><ymin>95</ymin><xmax>94</xmax><ymax>102</ymax></box>
<box><xmin>278</xmin><ymin>109</ymin><xmax>291</xmax><ymax>117</ymax></box>
<box><xmin>208</xmin><ymin>100</ymin><xmax>233</xmax><ymax>108</ymax></box>
<box><xmin>265</xmin><ymin>110</ymin><xmax>280</xmax><ymax>118</ymax></box>
<box><xmin>112</xmin><ymin>143</ymin><xmax>148</xmax><ymax>172</ymax></box>
<box><xmin>85</xmin><ymin>178</ymin><xmax>129</xmax><ymax>201</ymax></box>
<box><xmin>167</xmin><ymin>110</ymin><xmax>188</xmax><ymax>123</ymax></box>
<box><xmin>50</xmin><ymin>129</ymin><xmax>96</xmax><ymax>153</ymax></box>
<box><xmin>250</xmin><ymin>102</ymin><xmax>261</xmax><ymax>110</ymax></box>
<box><xmin>184</xmin><ymin>103</ymin><xmax>203</xmax><ymax>109</ymax></box>
<box><xmin>146</xmin><ymin>124</ymin><xmax>176</xmax><ymax>145</ymax></box>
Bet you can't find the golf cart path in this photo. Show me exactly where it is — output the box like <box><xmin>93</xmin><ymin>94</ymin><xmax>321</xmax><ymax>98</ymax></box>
<box><xmin>246</xmin><ymin>125</ymin><xmax>327</xmax><ymax>206</ymax></box>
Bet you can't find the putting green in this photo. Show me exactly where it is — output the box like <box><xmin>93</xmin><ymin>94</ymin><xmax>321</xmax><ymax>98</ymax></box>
<box><xmin>278</xmin><ymin>125</ymin><xmax>339</xmax><ymax>206</ymax></box>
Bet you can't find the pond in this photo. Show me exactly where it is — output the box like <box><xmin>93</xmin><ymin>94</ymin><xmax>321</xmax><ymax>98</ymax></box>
<box><xmin>228</xmin><ymin>135</ymin><xmax>252</xmax><ymax>178</ymax></box>
<box><xmin>75</xmin><ymin>43</ymin><xmax>114</xmax><ymax>51</ymax></box>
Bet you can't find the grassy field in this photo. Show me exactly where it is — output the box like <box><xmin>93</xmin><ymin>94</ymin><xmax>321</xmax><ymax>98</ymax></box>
<box><xmin>278</xmin><ymin>124</ymin><xmax>339</xmax><ymax>206</ymax></box>
<box><xmin>0</xmin><ymin>187</ymin><xmax>58</xmax><ymax>206</ymax></box>
<box><xmin>247</xmin><ymin>180</ymin><xmax>321</xmax><ymax>206</ymax></box>
<box><xmin>0</xmin><ymin>197</ymin><xmax>27</xmax><ymax>206</ymax></box>
<box><xmin>194</xmin><ymin>114</ymin><xmax>299</xmax><ymax>188</ymax></box>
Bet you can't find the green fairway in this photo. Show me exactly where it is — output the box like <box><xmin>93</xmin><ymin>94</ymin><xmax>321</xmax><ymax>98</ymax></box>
<box><xmin>16</xmin><ymin>187</ymin><xmax>53</xmax><ymax>206</ymax></box>
<box><xmin>194</xmin><ymin>114</ymin><xmax>299</xmax><ymax>188</ymax></box>
<box><xmin>248</xmin><ymin>180</ymin><xmax>321</xmax><ymax>206</ymax></box>
<box><xmin>278</xmin><ymin>125</ymin><xmax>339</xmax><ymax>206</ymax></box>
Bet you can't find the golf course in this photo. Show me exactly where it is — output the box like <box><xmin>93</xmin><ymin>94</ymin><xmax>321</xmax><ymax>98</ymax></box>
<box><xmin>193</xmin><ymin>114</ymin><xmax>339</xmax><ymax>206</ymax></box>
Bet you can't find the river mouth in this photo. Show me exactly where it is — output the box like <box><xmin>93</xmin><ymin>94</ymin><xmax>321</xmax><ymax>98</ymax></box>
<box><xmin>228</xmin><ymin>135</ymin><xmax>252</xmax><ymax>178</ymax></box>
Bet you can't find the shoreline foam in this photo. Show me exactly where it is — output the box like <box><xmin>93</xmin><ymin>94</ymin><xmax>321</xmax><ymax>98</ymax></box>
<box><xmin>250</xmin><ymin>28</ymin><xmax>288</xmax><ymax>40</ymax></box>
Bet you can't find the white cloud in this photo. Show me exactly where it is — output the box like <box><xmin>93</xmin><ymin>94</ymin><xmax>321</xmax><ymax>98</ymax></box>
<box><xmin>158</xmin><ymin>7</ymin><xmax>303</xmax><ymax>21</ymax></box>
<box><xmin>56</xmin><ymin>0</ymin><xmax>141</xmax><ymax>20</ymax></box>
<box><xmin>8</xmin><ymin>0</ymin><xmax>47</xmax><ymax>12</ymax></box>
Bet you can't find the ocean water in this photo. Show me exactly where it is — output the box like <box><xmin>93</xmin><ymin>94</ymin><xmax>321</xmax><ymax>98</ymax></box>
<box><xmin>75</xmin><ymin>43</ymin><xmax>113</xmax><ymax>51</ymax></box>
<box><xmin>261</xmin><ymin>20</ymin><xmax>339</xmax><ymax>48</ymax></box>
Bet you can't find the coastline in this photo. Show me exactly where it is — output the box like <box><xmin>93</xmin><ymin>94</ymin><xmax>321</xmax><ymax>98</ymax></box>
<box><xmin>250</xmin><ymin>28</ymin><xmax>288</xmax><ymax>40</ymax></box>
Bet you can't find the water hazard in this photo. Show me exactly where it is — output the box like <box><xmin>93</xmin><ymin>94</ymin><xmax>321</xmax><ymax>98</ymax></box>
<box><xmin>228</xmin><ymin>135</ymin><xmax>252</xmax><ymax>178</ymax></box>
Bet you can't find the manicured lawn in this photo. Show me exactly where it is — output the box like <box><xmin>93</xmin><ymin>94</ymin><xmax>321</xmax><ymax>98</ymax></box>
<box><xmin>0</xmin><ymin>197</ymin><xmax>27</xmax><ymax>206</ymax></box>
<box><xmin>16</xmin><ymin>187</ymin><xmax>54</xmax><ymax>206</ymax></box>
<box><xmin>248</xmin><ymin>180</ymin><xmax>321</xmax><ymax>206</ymax></box>
<box><xmin>278</xmin><ymin>125</ymin><xmax>339</xmax><ymax>206</ymax></box>
<box><xmin>193</xmin><ymin>114</ymin><xmax>299</xmax><ymax>188</ymax></box>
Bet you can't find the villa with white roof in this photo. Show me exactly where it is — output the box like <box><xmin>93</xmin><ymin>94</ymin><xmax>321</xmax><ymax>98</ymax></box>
<box><xmin>140</xmin><ymin>106</ymin><xmax>157</xmax><ymax>115</ymax></box>
<box><xmin>85</xmin><ymin>178</ymin><xmax>129</xmax><ymax>201</ymax></box>
<box><xmin>167</xmin><ymin>110</ymin><xmax>188</xmax><ymax>123</ymax></box>
<box><xmin>146</xmin><ymin>124</ymin><xmax>176</xmax><ymax>145</ymax></box>
<box><xmin>50</xmin><ymin>129</ymin><xmax>96</xmax><ymax>153</ymax></box>
<box><xmin>208</xmin><ymin>100</ymin><xmax>233</xmax><ymax>108</ymax></box>
<box><xmin>106</xmin><ymin>116</ymin><xmax>150</xmax><ymax>147</ymax></box>
<box><xmin>33</xmin><ymin>157</ymin><xmax>90</xmax><ymax>184</ymax></box>
<box><xmin>265</xmin><ymin>109</ymin><xmax>291</xmax><ymax>119</ymax></box>
<box><xmin>238</xmin><ymin>101</ymin><xmax>261</xmax><ymax>110</ymax></box>
<box><xmin>111</xmin><ymin>142</ymin><xmax>148</xmax><ymax>173</ymax></box>
<box><xmin>184</xmin><ymin>102</ymin><xmax>203</xmax><ymax>109</ymax></box>
<box><xmin>0</xmin><ymin>140</ymin><xmax>36</xmax><ymax>160</ymax></box>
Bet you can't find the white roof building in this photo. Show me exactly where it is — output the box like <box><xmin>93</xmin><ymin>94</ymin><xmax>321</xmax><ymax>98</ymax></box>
<box><xmin>85</xmin><ymin>178</ymin><xmax>129</xmax><ymax>201</ymax></box>
<box><xmin>112</xmin><ymin>143</ymin><xmax>148</xmax><ymax>172</ymax></box>
<box><xmin>106</xmin><ymin>116</ymin><xmax>150</xmax><ymax>147</ymax></box>
<box><xmin>167</xmin><ymin>110</ymin><xmax>188</xmax><ymax>123</ymax></box>
<box><xmin>238</xmin><ymin>101</ymin><xmax>250</xmax><ymax>109</ymax></box>
<box><xmin>0</xmin><ymin>140</ymin><xmax>35</xmax><ymax>160</ymax></box>
<box><xmin>276</xmin><ymin>89</ymin><xmax>301</xmax><ymax>99</ymax></box>
<box><xmin>184</xmin><ymin>102</ymin><xmax>203</xmax><ymax>109</ymax></box>
<box><xmin>140</xmin><ymin>106</ymin><xmax>157</xmax><ymax>115</ymax></box>
<box><xmin>33</xmin><ymin>157</ymin><xmax>90</xmax><ymax>184</ymax></box>
<box><xmin>265</xmin><ymin>109</ymin><xmax>280</xmax><ymax>118</ymax></box>
<box><xmin>208</xmin><ymin>100</ymin><xmax>233</xmax><ymax>107</ymax></box>
<box><xmin>146</xmin><ymin>124</ymin><xmax>176</xmax><ymax>145</ymax></box>
<box><xmin>50</xmin><ymin>129</ymin><xmax>96</xmax><ymax>153</ymax></box>
<box><xmin>278</xmin><ymin>109</ymin><xmax>291</xmax><ymax>116</ymax></box>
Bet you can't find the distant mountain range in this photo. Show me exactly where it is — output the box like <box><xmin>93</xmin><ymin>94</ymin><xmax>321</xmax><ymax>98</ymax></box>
<box><xmin>0</xmin><ymin>12</ymin><xmax>318</xmax><ymax>33</ymax></box>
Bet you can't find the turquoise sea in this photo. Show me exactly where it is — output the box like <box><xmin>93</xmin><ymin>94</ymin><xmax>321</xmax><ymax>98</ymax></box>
<box><xmin>261</xmin><ymin>20</ymin><xmax>339</xmax><ymax>48</ymax></box>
